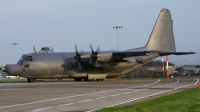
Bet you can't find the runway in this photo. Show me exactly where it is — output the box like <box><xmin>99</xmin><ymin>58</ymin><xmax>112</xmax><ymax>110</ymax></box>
<box><xmin>0</xmin><ymin>78</ymin><xmax>199</xmax><ymax>112</ymax></box>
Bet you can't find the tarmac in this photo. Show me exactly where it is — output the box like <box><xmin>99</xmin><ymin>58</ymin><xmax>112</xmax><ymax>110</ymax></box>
<box><xmin>0</xmin><ymin>78</ymin><xmax>199</xmax><ymax>112</ymax></box>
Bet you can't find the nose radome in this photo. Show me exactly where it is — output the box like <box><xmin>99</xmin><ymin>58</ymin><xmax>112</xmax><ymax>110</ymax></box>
<box><xmin>6</xmin><ymin>64</ymin><xmax>22</xmax><ymax>76</ymax></box>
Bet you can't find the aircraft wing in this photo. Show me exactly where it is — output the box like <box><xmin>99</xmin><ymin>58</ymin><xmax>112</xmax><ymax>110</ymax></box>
<box><xmin>113</xmin><ymin>50</ymin><xmax>195</xmax><ymax>58</ymax></box>
<box><xmin>113</xmin><ymin>50</ymin><xmax>151</xmax><ymax>57</ymax></box>
<box><xmin>158</xmin><ymin>51</ymin><xmax>196</xmax><ymax>56</ymax></box>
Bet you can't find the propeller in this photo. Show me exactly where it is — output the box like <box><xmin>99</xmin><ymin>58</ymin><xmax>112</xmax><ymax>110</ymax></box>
<box><xmin>74</xmin><ymin>45</ymin><xmax>82</xmax><ymax>70</ymax></box>
<box><xmin>51</xmin><ymin>47</ymin><xmax>54</xmax><ymax>52</ymax></box>
<box><xmin>89</xmin><ymin>44</ymin><xmax>100</xmax><ymax>67</ymax></box>
<box><xmin>33</xmin><ymin>46</ymin><xmax>37</xmax><ymax>53</ymax></box>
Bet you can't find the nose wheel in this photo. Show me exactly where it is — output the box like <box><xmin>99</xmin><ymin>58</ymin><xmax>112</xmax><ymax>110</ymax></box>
<box><xmin>27</xmin><ymin>78</ymin><xmax>36</xmax><ymax>83</ymax></box>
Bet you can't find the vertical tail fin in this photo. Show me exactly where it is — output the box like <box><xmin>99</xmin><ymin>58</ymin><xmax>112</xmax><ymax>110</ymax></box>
<box><xmin>144</xmin><ymin>8</ymin><xmax>176</xmax><ymax>52</ymax></box>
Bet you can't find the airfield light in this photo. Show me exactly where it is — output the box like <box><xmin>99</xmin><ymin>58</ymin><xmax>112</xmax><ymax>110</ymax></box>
<box><xmin>12</xmin><ymin>43</ymin><xmax>18</xmax><ymax>62</ymax></box>
<box><xmin>113</xmin><ymin>25</ymin><xmax>123</xmax><ymax>50</ymax></box>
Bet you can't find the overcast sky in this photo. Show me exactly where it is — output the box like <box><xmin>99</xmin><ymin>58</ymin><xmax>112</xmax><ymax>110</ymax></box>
<box><xmin>0</xmin><ymin>0</ymin><xmax>200</xmax><ymax>66</ymax></box>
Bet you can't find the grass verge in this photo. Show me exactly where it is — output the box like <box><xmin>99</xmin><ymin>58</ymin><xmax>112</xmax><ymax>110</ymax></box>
<box><xmin>96</xmin><ymin>87</ymin><xmax>200</xmax><ymax>112</ymax></box>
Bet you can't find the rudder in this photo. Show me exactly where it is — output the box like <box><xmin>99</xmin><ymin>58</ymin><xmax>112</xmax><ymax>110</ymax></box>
<box><xmin>144</xmin><ymin>8</ymin><xmax>176</xmax><ymax>52</ymax></box>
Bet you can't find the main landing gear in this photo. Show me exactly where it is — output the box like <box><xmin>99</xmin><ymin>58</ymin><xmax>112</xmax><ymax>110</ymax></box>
<box><xmin>74</xmin><ymin>78</ymin><xmax>82</xmax><ymax>81</ymax></box>
<box><xmin>27</xmin><ymin>78</ymin><xmax>36</xmax><ymax>83</ymax></box>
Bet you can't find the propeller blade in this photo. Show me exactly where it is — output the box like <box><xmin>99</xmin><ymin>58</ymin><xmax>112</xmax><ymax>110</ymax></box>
<box><xmin>90</xmin><ymin>44</ymin><xmax>95</xmax><ymax>54</ymax></box>
<box><xmin>89</xmin><ymin>44</ymin><xmax>101</xmax><ymax>68</ymax></box>
<box><xmin>95</xmin><ymin>61</ymin><xmax>100</xmax><ymax>67</ymax></box>
<box><xmin>51</xmin><ymin>47</ymin><xmax>54</xmax><ymax>52</ymax></box>
<box><xmin>78</xmin><ymin>63</ymin><xmax>82</xmax><ymax>70</ymax></box>
<box><xmin>89</xmin><ymin>58</ymin><xmax>92</xmax><ymax>65</ymax></box>
<box><xmin>74</xmin><ymin>44</ymin><xmax>80</xmax><ymax>59</ymax></box>
<box><xmin>96</xmin><ymin>46</ymin><xmax>100</xmax><ymax>53</ymax></box>
<box><xmin>33</xmin><ymin>46</ymin><xmax>37</xmax><ymax>53</ymax></box>
<box><xmin>73</xmin><ymin>58</ymin><xmax>76</xmax><ymax>64</ymax></box>
<box><xmin>92</xmin><ymin>61</ymin><xmax>100</xmax><ymax>68</ymax></box>
<box><xmin>74</xmin><ymin>45</ymin><xmax>78</xmax><ymax>56</ymax></box>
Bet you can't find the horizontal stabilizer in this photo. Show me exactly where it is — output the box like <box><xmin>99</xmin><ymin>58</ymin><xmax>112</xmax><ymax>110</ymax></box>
<box><xmin>158</xmin><ymin>51</ymin><xmax>196</xmax><ymax>56</ymax></box>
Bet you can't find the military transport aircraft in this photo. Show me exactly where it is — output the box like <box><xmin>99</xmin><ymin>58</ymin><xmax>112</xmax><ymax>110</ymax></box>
<box><xmin>4</xmin><ymin>8</ymin><xmax>195</xmax><ymax>83</ymax></box>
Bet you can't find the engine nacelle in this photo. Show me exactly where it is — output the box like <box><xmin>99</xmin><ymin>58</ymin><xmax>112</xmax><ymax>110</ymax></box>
<box><xmin>135</xmin><ymin>57</ymin><xmax>144</xmax><ymax>64</ymax></box>
<box><xmin>68</xmin><ymin>68</ymin><xmax>87</xmax><ymax>78</ymax></box>
<box><xmin>68</xmin><ymin>69</ymin><xmax>106</xmax><ymax>80</ymax></box>
<box><xmin>97</xmin><ymin>52</ymin><xmax>112</xmax><ymax>63</ymax></box>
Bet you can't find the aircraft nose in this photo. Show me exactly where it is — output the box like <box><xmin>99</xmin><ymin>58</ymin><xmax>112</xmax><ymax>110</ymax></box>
<box><xmin>6</xmin><ymin>64</ymin><xmax>22</xmax><ymax>76</ymax></box>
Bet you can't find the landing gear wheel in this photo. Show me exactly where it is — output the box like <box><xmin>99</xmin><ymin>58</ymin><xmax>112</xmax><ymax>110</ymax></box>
<box><xmin>27</xmin><ymin>78</ymin><xmax>36</xmax><ymax>83</ymax></box>
<box><xmin>88</xmin><ymin>79</ymin><xmax>95</xmax><ymax>81</ymax></box>
<box><xmin>74</xmin><ymin>78</ymin><xmax>82</xmax><ymax>81</ymax></box>
<box><xmin>96</xmin><ymin>79</ymin><xmax>104</xmax><ymax>81</ymax></box>
<box><xmin>83</xmin><ymin>78</ymin><xmax>89</xmax><ymax>81</ymax></box>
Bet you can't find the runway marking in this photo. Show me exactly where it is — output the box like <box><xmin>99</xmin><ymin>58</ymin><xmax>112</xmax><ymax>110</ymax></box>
<box><xmin>194</xmin><ymin>78</ymin><xmax>199</xmax><ymax>85</ymax></box>
<box><xmin>79</xmin><ymin>99</ymin><xmax>92</xmax><ymax>103</ymax></box>
<box><xmin>59</xmin><ymin>103</ymin><xmax>74</xmax><ymax>107</ymax></box>
<box><xmin>152</xmin><ymin>79</ymin><xmax>179</xmax><ymax>88</ymax></box>
<box><xmin>0</xmin><ymin>89</ymin><xmax>21</xmax><ymax>90</ymax></box>
<box><xmin>33</xmin><ymin>107</ymin><xmax>51</xmax><ymax>112</ymax></box>
<box><xmin>110</xmin><ymin>94</ymin><xmax>121</xmax><ymax>97</ymax></box>
<box><xmin>96</xmin><ymin>97</ymin><xmax>106</xmax><ymax>99</ymax></box>
<box><xmin>36</xmin><ymin>79</ymin><xmax>191</xmax><ymax>112</ymax></box>
<box><xmin>133</xmin><ymin>79</ymin><xmax>161</xmax><ymax>88</ymax></box>
<box><xmin>0</xmin><ymin>79</ymin><xmax>161</xmax><ymax>109</ymax></box>
<box><xmin>174</xmin><ymin>79</ymin><xmax>180</xmax><ymax>84</ymax></box>
<box><xmin>87</xmin><ymin>78</ymin><xmax>199</xmax><ymax>112</ymax></box>
<box><xmin>0</xmin><ymin>90</ymin><xmax>114</xmax><ymax>109</ymax></box>
<box><xmin>122</xmin><ymin>92</ymin><xmax>131</xmax><ymax>94</ymax></box>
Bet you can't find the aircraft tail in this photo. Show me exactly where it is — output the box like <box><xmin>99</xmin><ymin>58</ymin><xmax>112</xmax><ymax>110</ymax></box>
<box><xmin>138</xmin><ymin>8</ymin><xmax>176</xmax><ymax>52</ymax></box>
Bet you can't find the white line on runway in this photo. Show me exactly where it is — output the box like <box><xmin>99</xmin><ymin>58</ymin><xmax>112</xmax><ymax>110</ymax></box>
<box><xmin>133</xmin><ymin>79</ymin><xmax>161</xmax><ymax>88</ymax></box>
<box><xmin>0</xmin><ymin>89</ymin><xmax>21</xmax><ymax>90</ymax></box>
<box><xmin>34</xmin><ymin>79</ymin><xmax>178</xmax><ymax>112</ymax></box>
<box><xmin>50</xmin><ymin>79</ymin><xmax>181</xmax><ymax>112</ymax></box>
<box><xmin>0</xmin><ymin>79</ymin><xmax>161</xmax><ymax>109</ymax></box>
<box><xmin>152</xmin><ymin>79</ymin><xmax>179</xmax><ymax>88</ymax></box>
<box><xmin>87</xmin><ymin>78</ymin><xmax>199</xmax><ymax>112</ymax></box>
<box><xmin>122</xmin><ymin>92</ymin><xmax>131</xmax><ymax>94</ymax></box>
<box><xmin>79</xmin><ymin>99</ymin><xmax>92</xmax><ymax>103</ymax></box>
<box><xmin>59</xmin><ymin>103</ymin><xmax>74</xmax><ymax>107</ymax></box>
<box><xmin>96</xmin><ymin>97</ymin><xmax>107</xmax><ymax>99</ymax></box>
<box><xmin>33</xmin><ymin>107</ymin><xmax>51</xmax><ymax>112</ymax></box>
<box><xmin>194</xmin><ymin>78</ymin><xmax>199</xmax><ymax>85</ymax></box>
<box><xmin>110</xmin><ymin>94</ymin><xmax>121</xmax><ymax>97</ymax></box>
<box><xmin>0</xmin><ymin>90</ymin><xmax>114</xmax><ymax>109</ymax></box>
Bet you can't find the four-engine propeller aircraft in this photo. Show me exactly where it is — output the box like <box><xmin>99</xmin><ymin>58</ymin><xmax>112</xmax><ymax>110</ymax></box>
<box><xmin>4</xmin><ymin>8</ymin><xmax>195</xmax><ymax>82</ymax></box>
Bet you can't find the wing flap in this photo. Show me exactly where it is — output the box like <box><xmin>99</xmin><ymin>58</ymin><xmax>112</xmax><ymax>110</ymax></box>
<box><xmin>158</xmin><ymin>51</ymin><xmax>196</xmax><ymax>56</ymax></box>
<box><xmin>113</xmin><ymin>50</ymin><xmax>151</xmax><ymax>57</ymax></box>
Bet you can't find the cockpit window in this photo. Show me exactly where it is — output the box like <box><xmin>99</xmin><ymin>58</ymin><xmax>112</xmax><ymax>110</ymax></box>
<box><xmin>17</xmin><ymin>54</ymin><xmax>33</xmax><ymax>65</ymax></box>
<box><xmin>25</xmin><ymin>56</ymin><xmax>33</xmax><ymax>61</ymax></box>
<box><xmin>17</xmin><ymin>57</ymin><xmax>23</xmax><ymax>65</ymax></box>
